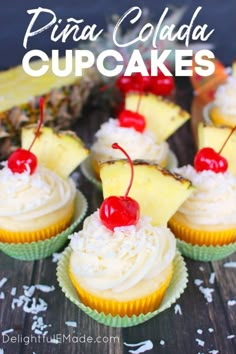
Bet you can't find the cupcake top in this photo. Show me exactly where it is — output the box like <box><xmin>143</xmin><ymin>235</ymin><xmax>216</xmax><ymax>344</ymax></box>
<box><xmin>0</xmin><ymin>163</ymin><xmax>76</xmax><ymax>229</ymax></box>
<box><xmin>214</xmin><ymin>76</ymin><xmax>236</xmax><ymax>116</ymax></box>
<box><xmin>70</xmin><ymin>210</ymin><xmax>176</xmax><ymax>293</ymax></box>
<box><xmin>91</xmin><ymin>118</ymin><xmax>169</xmax><ymax>164</ymax></box>
<box><xmin>174</xmin><ymin>165</ymin><xmax>236</xmax><ymax>226</ymax></box>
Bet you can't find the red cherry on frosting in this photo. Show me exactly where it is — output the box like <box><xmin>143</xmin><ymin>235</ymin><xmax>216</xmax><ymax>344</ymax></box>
<box><xmin>194</xmin><ymin>147</ymin><xmax>228</xmax><ymax>173</ymax></box>
<box><xmin>7</xmin><ymin>148</ymin><xmax>38</xmax><ymax>175</ymax></box>
<box><xmin>118</xmin><ymin>109</ymin><xmax>146</xmax><ymax>133</ymax></box>
<box><xmin>99</xmin><ymin>196</ymin><xmax>140</xmax><ymax>230</ymax></box>
<box><xmin>99</xmin><ymin>143</ymin><xmax>140</xmax><ymax>231</ymax></box>
<box><xmin>7</xmin><ymin>97</ymin><xmax>45</xmax><ymax>175</ymax></box>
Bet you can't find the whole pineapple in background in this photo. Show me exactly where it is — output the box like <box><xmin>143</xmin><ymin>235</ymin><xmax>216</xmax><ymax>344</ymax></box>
<box><xmin>0</xmin><ymin>57</ymin><xmax>99</xmax><ymax>160</ymax></box>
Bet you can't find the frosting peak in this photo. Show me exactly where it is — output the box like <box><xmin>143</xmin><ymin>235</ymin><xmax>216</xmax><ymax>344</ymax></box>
<box><xmin>91</xmin><ymin>118</ymin><xmax>169</xmax><ymax>164</ymax></box>
<box><xmin>70</xmin><ymin>211</ymin><xmax>176</xmax><ymax>293</ymax></box>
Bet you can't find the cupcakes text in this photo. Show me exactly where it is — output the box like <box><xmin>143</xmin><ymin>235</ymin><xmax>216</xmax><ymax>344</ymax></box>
<box><xmin>22</xmin><ymin>6</ymin><xmax>216</xmax><ymax>78</ymax></box>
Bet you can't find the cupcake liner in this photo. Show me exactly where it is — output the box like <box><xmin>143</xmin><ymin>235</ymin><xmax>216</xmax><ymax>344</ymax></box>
<box><xmin>0</xmin><ymin>190</ymin><xmax>88</xmax><ymax>261</ymax></box>
<box><xmin>169</xmin><ymin>218</ymin><xmax>236</xmax><ymax>246</ymax></box>
<box><xmin>69</xmin><ymin>265</ymin><xmax>173</xmax><ymax>317</ymax></box>
<box><xmin>0</xmin><ymin>208</ymin><xmax>74</xmax><ymax>243</ymax></box>
<box><xmin>81</xmin><ymin>151</ymin><xmax>178</xmax><ymax>190</ymax></box>
<box><xmin>57</xmin><ymin>247</ymin><xmax>188</xmax><ymax>327</ymax></box>
<box><xmin>177</xmin><ymin>239</ymin><xmax>236</xmax><ymax>262</ymax></box>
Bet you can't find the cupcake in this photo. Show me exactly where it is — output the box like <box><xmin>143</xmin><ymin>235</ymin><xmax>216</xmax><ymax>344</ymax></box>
<box><xmin>0</xmin><ymin>99</ymin><xmax>89</xmax><ymax>257</ymax></box>
<box><xmin>64</xmin><ymin>143</ymin><xmax>190</xmax><ymax>318</ymax></box>
<box><xmin>206</xmin><ymin>76</ymin><xmax>236</xmax><ymax>127</ymax></box>
<box><xmin>168</xmin><ymin>146</ymin><xmax>236</xmax><ymax>260</ymax></box>
<box><xmin>169</xmin><ymin>164</ymin><xmax>236</xmax><ymax>246</ymax></box>
<box><xmin>0</xmin><ymin>163</ymin><xmax>76</xmax><ymax>243</ymax></box>
<box><xmin>91</xmin><ymin>118</ymin><xmax>169</xmax><ymax>175</ymax></box>
<box><xmin>69</xmin><ymin>211</ymin><xmax>176</xmax><ymax>317</ymax></box>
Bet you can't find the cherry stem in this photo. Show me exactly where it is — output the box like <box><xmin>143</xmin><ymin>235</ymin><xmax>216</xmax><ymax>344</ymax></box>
<box><xmin>218</xmin><ymin>126</ymin><xmax>236</xmax><ymax>155</ymax></box>
<box><xmin>112</xmin><ymin>143</ymin><xmax>134</xmax><ymax>198</ymax></box>
<box><xmin>28</xmin><ymin>97</ymin><xmax>44</xmax><ymax>151</ymax></box>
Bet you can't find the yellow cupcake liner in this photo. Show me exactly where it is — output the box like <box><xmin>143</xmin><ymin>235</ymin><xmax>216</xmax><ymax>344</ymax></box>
<box><xmin>169</xmin><ymin>217</ymin><xmax>236</xmax><ymax>246</ymax></box>
<box><xmin>57</xmin><ymin>247</ymin><xmax>188</xmax><ymax>327</ymax></box>
<box><xmin>0</xmin><ymin>190</ymin><xmax>88</xmax><ymax>261</ymax></box>
<box><xmin>69</xmin><ymin>265</ymin><xmax>173</xmax><ymax>317</ymax></box>
<box><xmin>0</xmin><ymin>210</ymin><xmax>73</xmax><ymax>244</ymax></box>
<box><xmin>81</xmin><ymin>152</ymin><xmax>178</xmax><ymax>190</ymax></box>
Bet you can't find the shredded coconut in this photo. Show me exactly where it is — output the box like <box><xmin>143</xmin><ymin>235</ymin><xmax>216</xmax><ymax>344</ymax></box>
<box><xmin>65</xmin><ymin>321</ymin><xmax>77</xmax><ymax>328</ymax></box>
<box><xmin>208</xmin><ymin>328</ymin><xmax>214</xmax><ymax>333</ymax></box>
<box><xmin>160</xmin><ymin>340</ymin><xmax>165</xmax><ymax>346</ymax></box>
<box><xmin>198</xmin><ymin>286</ymin><xmax>214</xmax><ymax>303</ymax></box>
<box><xmin>195</xmin><ymin>338</ymin><xmax>205</xmax><ymax>347</ymax></box>
<box><xmin>2</xmin><ymin>328</ymin><xmax>13</xmax><ymax>335</ymax></box>
<box><xmin>35</xmin><ymin>285</ymin><xmax>55</xmax><ymax>293</ymax></box>
<box><xmin>0</xmin><ymin>292</ymin><xmax>5</xmax><ymax>300</ymax></box>
<box><xmin>197</xmin><ymin>329</ymin><xmax>203</xmax><ymax>335</ymax></box>
<box><xmin>227</xmin><ymin>300</ymin><xmax>236</xmax><ymax>306</ymax></box>
<box><xmin>10</xmin><ymin>287</ymin><xmax>16</xmax><ymax>296</ymax></box>
<box><xmin>0</xmin><ymin>278</ymin><xmax>7</xmax><ymax>288</ymax></box>
<box><xmin>224</xmin><ymin>262</ymin><xmax>236</xmax><ymax>268</ymax></box>
<box><xmin>31</xmin><ymin>316</ymin><xmax>50</xmax><ymax>336</ymax></box>
<box><xmin>174</xmin><ymin>304</ymin><xmax>182</xmax><ymax>315</ymax></box>
<box><xmin>194</xmin><ymin>279</ymin><xmax>204</xmax><ymax>286</ymax></box>
<box><xmin>52</xmin><ymin>253</ymin><xmax>62</xmax><ymax>263</ymax></box>
<box><xmin>227</xmin><ymin>335</ymin><xmax>235</xmax><ymax>339</ymax></box>
<box><xmin>209</xmin><ymin>272</ymin><xmax>215</xmax><ymax>285</ymax></box>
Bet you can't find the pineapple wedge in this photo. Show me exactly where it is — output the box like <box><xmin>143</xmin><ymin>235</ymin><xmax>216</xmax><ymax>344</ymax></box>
<box><xmin>100</xmin><ymin>160</ymin><xmax>193</xmax><ymax>226</ymax></box>
<box><xmin>198</xmin><ymin>122</ymin><xmax>236</xmax><ymax>175</ymax></box>
<box><xmin>125</xmin><ymin>93</ymin><xmax>190</xmax><ymax>142</ymax></box>
<box><xmin>21</xmin><ymin>126</ymin><xmax>89</xmax><ymax>178</ymax></box>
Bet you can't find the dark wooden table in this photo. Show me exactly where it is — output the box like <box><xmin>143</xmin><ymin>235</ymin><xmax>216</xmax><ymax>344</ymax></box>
<box><xmin>0</xmin><ymin>79</ymin><xmax>236</xmax><ymax>354</ymax></box>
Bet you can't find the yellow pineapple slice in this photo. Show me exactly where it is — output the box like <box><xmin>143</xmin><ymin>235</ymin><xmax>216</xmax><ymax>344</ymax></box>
<box><xmin>125</xmin><ymin>93</ymin><xmax>190</xmax><ymax>142</ymax></box>
<box><xmin>100</xmin><ymin>160</ymin><xmax>193</xmax><ymax>226</ymax></box>
<box><xmin>198</xmin><ymin>122</ymin><xmax>236</xmax><ymax>175</ymax></box>
<box><xmin>21</xmin><ymin>126</ymin><xmax>89</xmax><ymax>178</ymax></box>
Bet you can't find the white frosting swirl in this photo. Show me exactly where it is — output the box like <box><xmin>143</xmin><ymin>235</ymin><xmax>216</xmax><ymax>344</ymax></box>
<box><xmin>174</xmin><ymin>165</ymin><xmax>236</xmax><ymax>227</ymax></box>
<box><xmin>0</xmin><ymin>164</ymin><xmax>76</xmax><ymax>231</ymax></box>
<box><xmin>91</xmin><ymin>118</ymin><xmax>169</xmax><ymax>164</ymax></box>
<box><xmin>214</xmin><ymin>77</ymin><xmax>236</xmax><ymax>115</ymax></box>
<box><xmin>70</xmin><ymin>211</ymin><xmax>176</xmax><ymax>293</ymax></box>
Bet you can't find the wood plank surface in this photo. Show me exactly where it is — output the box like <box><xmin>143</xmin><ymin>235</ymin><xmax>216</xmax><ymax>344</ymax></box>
<box><xmin>0</xmin><ymin>79</ymin><xmax>236</xmax><ymax>354</ymax></box>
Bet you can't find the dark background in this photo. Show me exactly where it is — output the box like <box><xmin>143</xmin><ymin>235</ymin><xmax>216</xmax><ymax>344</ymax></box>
<box><xmin>0</xmin><ymin>0</ymin><xmax>236</xmax><ymax>68</ymax></box>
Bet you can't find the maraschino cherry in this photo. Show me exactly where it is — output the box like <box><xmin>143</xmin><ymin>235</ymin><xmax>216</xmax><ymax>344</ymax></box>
<box><xmin>150</xmin><ymin>71</ymin><xmax>174</xmax><ymax>96</ymax></box>
<box><xmin>194</xmin><ymin>126</ymin><xmax>236</xmax><ymax>173</ymax></box>
<box><xmin>99</xmin><ymin>143</ymin><xmax>140</xmax><ymax>231</ymax></box>
<box><xmin>118</xmin><ymin>109</ymin><xmax>146</xmax><ymax>133</ymax></box>
<box><xmin>7</xmin><ymin>97</ymin><xmax>44</xmax><ymax>175</ymax></box>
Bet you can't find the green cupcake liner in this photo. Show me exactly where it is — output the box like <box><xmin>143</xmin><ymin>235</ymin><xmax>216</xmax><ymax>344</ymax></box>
<box><xmin>81</xmin><ymin>151</ymin><xmax>178</xmax><ymax>190</ymax></box>
<box><xmin>177</xmin><ymin>239</ymin><xmax>236</xmax><ymax>262</ymax></box>
<box><xmin>57</xmin><ymin>247</ymin><xmax>188</xmax><ymax>328</ymax></box>
<box><xmin>0</xmin><ymin>190</ymin><xmax>88</xmax><ymax>261</ymax></box>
